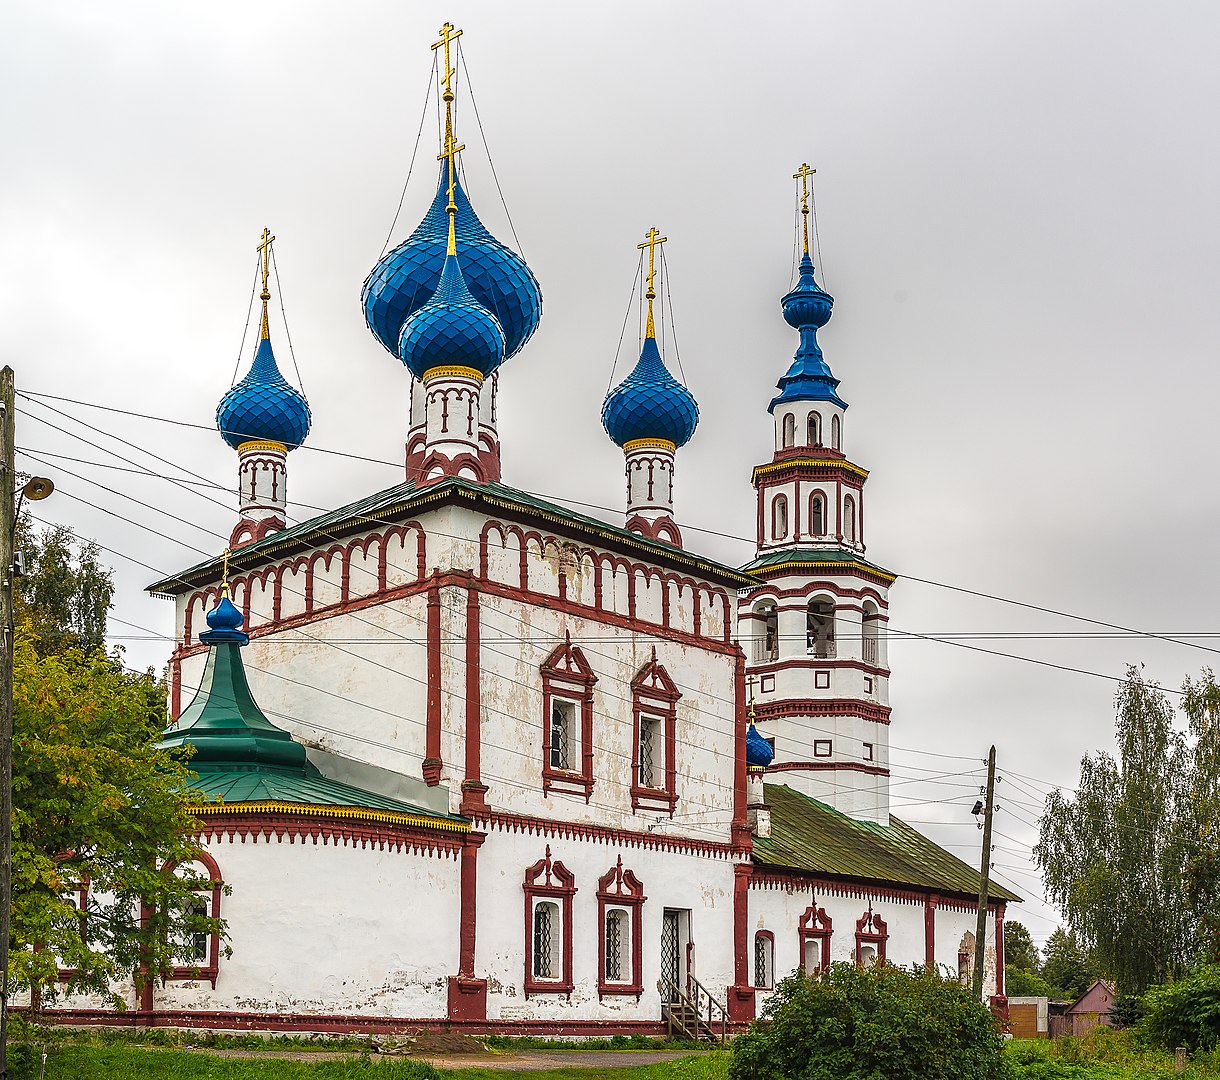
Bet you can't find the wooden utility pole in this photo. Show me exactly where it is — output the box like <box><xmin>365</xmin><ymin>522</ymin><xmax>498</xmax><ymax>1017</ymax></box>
<box><xmin>972</xmin><ymin>744</ymin><xmax>997</xmax><ymax>1002</ymax></box>
<box><xmin>0</xmin><ymin>366</ymin><xmax>15</xmax><ymax>1079</ymax></box>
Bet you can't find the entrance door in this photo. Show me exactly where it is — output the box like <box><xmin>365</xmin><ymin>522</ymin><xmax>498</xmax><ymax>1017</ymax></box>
<box><xmin>661</xmin><ymin>909</ymin><xmax>690</xmax><ymax>1001</ymax></box>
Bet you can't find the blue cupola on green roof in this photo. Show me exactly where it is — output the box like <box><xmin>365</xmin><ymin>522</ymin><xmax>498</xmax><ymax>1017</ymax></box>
<box><xmin>159</xmin><ymin>589</ymin><xmax>312</xmax><ymax>775</ymax></box>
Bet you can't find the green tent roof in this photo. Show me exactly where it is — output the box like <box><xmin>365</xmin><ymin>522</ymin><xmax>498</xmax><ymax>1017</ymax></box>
<box><xmin>754</xmin><ymin>783</ymin><xmax>1020</xmax><ymax>903</ymax></box>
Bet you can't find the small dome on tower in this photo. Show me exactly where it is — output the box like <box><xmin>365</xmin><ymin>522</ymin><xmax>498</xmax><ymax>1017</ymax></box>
<box><xmin>602</xmin><ymin>337</ymin><xmax>699</xmax><ymax>449</ymax></box>
<box><xmin>782</xmin><ymin>253</ymin><xmax>833</xmax><ymax>329</ymax></box>
<box><xmin>363</xmin><ymin>166</ymin><xmax>542</xmax><ymax>362</ymax></box>
<box><xmin>216</xmin><ymin>337</ymin><xmax>312</xmax><ymax>451</ymax></box>
<box><xmin>746</xmin><ymin>722</ymin><xmax>775</xmax><ymax>768</ymax></box>
<box><xmin>398</xmin><ymin>254</ymin><xmax>506</xmax><ymax>379</ymax></box>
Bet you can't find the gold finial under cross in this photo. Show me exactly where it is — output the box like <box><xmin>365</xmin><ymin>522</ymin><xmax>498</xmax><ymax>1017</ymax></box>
<box><xmin>637</xmin><ymin>227</ymin><xmax>667</xmax><ymax>339</ymax></box>
<box><xmin>221</xmin><ymin>547</ymin><xmax>232</xmax><ymax>598</ymax></box>
<box><xmin>256</xmin><ymin>227</ymin><xmax>275</xmax><ymax>340</ymax></box>
<box><xmin>793</xmin><ymin>163</ymin><xmax>816</xmax><ymax>256</ymax></box>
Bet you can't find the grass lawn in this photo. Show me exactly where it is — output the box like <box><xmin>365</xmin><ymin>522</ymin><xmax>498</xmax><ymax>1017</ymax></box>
<box><xmin>10</xmin><ymin>1044</ymin><xmax>730</xmax><ymax>1080</ymax></box>
<box><xmin>1007</xmin><ymin>1032</ymin><xmax>1220</xmax><ymax>1079</ymax></box>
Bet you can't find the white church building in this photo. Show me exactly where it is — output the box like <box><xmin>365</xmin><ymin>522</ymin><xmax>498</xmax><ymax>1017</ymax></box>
<box><xmin>46</xmin><ymin>23</ymin><xmax>1015</xmax><ymax>1036</ymax></box>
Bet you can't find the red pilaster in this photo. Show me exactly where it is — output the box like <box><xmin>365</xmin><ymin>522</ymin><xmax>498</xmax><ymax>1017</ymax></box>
<box><xmin>448</xmin><ymin>831</ymin><xmax>487</xmax><ymax>1020</ymax></box>
<box><xmin>924</xmin><ymin>892</ymin><xmax>939</xmax><ymax>970</ymax></box>
<box><xmin>731</xmin><ymin>647</ymin><xmax>751</xmax><ymax>849</ymax></box>
<box><xmin>170</xmin><ymin>654</ymin><xmax>182</xmax><ymax>721</ymax></box>
<box><xmin>423</xmin><ymin>576</ymin><xmax>442</xmax><ymax>785</ymax></box>
<box><xmin>460</xmin><ymin>583</ymin><xmax>488</xmax><ymax>815</ymax></box>
<box><xmin>728</xmin><ymin>862</ymin><xmax>756</xmax><ymax>1022</ymax></box>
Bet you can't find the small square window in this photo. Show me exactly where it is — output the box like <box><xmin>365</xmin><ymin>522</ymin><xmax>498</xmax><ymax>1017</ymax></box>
<box><xmin>761</xmin><ymin>674</ymin><xmax>775</xmax><ymax>693</ymax></box>
<box><xmin>814</xmin><ymin>670</ymin><xmax>830</xmax><ymax>690</ymax></box>
<box><xmin>814</xmin><ymin>740</ymin><xmax>832</xmax><ymax>757</ymax></box>
<box><xmin>863</xmin><ymin>742</ymin><xmax>873</xmax><ymax>761</ymax></box>
<box><xmin>863</xmin><ymin>676</ymin><xmax>874</xmax><ymax>693</ymax></box>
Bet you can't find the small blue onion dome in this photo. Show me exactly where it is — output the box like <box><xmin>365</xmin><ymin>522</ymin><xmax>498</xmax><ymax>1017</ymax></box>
<box><xmin>217</xmin><ymin>337</ymin><xmax>312</xmax><ymax>451</ymax></box>
<box><xmin>746</xmin><ymin>722</ymin><xmax>774</xmax><ymax>768</ymax></box>
<box><xmin>398</xmin><ymin>253</ymin><xmax>506</xmax><ymax>379</ymax></box>
<box><xmin>770</xmin><ymin>253</ymin><xmax>847</xmax><ymax>413</ymax></box>
<box><xmin>602</xmin><ymin>337</ymin><xmax>699</xmax><ymax>449</ymax></box>
<box><xmin>363</xmin><ymin>164</ymin><xmax>542</xmax><ymax>361</ymax></box>
<box><xmin>199</xmin><ymin>593</ymin><xmax>249</xmax><ymax>646</ymax></box>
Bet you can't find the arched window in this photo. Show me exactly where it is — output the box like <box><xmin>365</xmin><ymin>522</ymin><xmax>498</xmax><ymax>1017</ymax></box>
<box><xmin>810</xmin><ymin>492</ymin><xmax>826</xmax><ymax>537</ymax></box>
<box><xmin>773</xmin><ymin>495</ymin><xmax>789</xmax><ymax>540</ymax></box>
<box><xmin>799</xmin><ymin>905</ymin><xmax>833</xmax><ymax>974</ymax></box>
<box><xmin>754</xmin><ymin>931</ymin><xmax>775</xmax><ymax>990</ymax></box>
<box><xmin>598</xmin><ymin>858</ymin><xmax>645</xmax><ymax>997</ymax></box>
<box><xmin>807</xmin><ymin>412</ymin><xmax>821</xmax><ymax>447</ymax></box>
<box><xmin>533</xmin><ymin>902</ymin><xmax>559</xmax><ymax>979</ymax></box>
<box><xmin>843</xmin><ymin>495</ymin><xmax>856</xmax><ymax>544</ymax></box>
<box><xmin>855</xmin><ymin>905</ymin><xmax>888</xmax><ymax>966</ymax></box>
<box><xmin>782</xmin><ymin>413</ymin><xmax>795</xmax><ymax>448</ymax></box>
<box><xmin>831</xmin><ymin>414</ymin><xmax>841</xmax><ymax>449</ymax></box>
<box><xmin>756</xmin><ymin>601</ymin><xmax>778</xmax><ymax>662</ymax></box>
<box><xmin>807</xmin><ymin>598</ymin><xmax>835</xmax><ymax>658</ymax></box>
<box><xmin>165</xmin><ymin>853</ymin><xmax>224</xmax><ymax>987</ymax></box>
<box><xmin>862</xmin><ymin>601</ymin><xmax>880</xmax><ymax>666</ymax></box>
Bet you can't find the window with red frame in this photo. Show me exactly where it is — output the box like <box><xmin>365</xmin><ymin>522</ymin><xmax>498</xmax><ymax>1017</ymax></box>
<box><xmin>540</xmin><ymin>635</ymin><xmax>597</xmax><ymax>800</ymax></box>
<box><xmin>630</xmin><ymin>652</ymin><xmax>680</xmax><ymax>813</ymax></box>
<box><xmin>523</xmin><ymin>847</ymin><xmax>576</xmax><ymax>997</ymax></box>
<box><xmin>597</xmin><ymin>857</ymin><xmax>645</xmax><ymax>999</ymax></box>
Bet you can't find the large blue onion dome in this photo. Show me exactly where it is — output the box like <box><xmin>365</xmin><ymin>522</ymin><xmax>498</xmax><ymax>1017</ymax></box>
<box><xmin>602</xmin><ymin>336</ymin><xmax>699</xmax><ymax>449</ymax></box>
<box><xmin>398</xmin><ymin>253</ymin><xmax>506</xmax><ymax>379</ymax></box>
<box><xmin>363</xmin><ymin>164</ymin><xmax>542</xmax><ymax>362</ymax></box>
<box><xmin>745</xmin><ymin>721</ymin><xmax>775</xmax><ymax>769</ymax></box>
<box><xmin>770</xmin><ymin>252</ymin><xmax>847</xmax><ymax>413</ymax></box>
<box><xmin>217</xmin><ymin>337</ymin><xmax>312</xmax><ymax>451</ymax></box>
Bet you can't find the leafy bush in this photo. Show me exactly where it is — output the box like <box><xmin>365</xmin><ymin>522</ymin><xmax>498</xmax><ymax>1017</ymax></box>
<box><xmin>1139</xmin><ymin>965</ymin><xmax>1220</xmax><ymax>1051</ymax></box>
<box><xmin>1007</xmin><ymin>968</ymin><xmax>1058</xmax><ymax>998</ymax></box>
<box><xmin>729</xmin><ymin>962</ymin><xmax>1011</xmax><ymax>1080</ymax></box>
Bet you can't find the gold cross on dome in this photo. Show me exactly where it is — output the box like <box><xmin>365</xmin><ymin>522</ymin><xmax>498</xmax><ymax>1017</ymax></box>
<box><xmin>793</xmin><ymin>163</ymin><xmax>816</xmax><ymax>255</ymax></box>
<box><xmin>221</xmin><ymin>546</ymin><xmax>232</xmax><ymax>598</ymax></box>
<box><xmin>256</xmin><ymin>228</ymin><xmax>275</xmax><ymax>295</ymax></box>
<box><xmin>432</xmin><ymin>22</ymin><xmax>463</xmax><ymax>98</ymax></box>
<box><xmin>746</xmin><ymin>674</ymin><xmax>759</xmax><ymax>719</ymax></box>
<box><xmin>637</xmin><ymin>227</ymin><xmax>667</xmax><ymax>300</ymax></box>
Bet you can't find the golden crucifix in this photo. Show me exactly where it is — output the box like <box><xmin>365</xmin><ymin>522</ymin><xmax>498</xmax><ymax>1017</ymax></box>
<box><xmin>746</xmin><ymin>674</ymin><xmax>759</xmax><ymax>720</ymax></box>
<box><xmin>432</xmin><ymin>22</ymin><xmax>463</xmax><ymax>99</ymax></box>
<box><xmin>433</xmin><ymin>22</ymin><xmax>466</xmax><ymax>248</ymax></box>
<box><xmin>220</xmin><ymin>546</ymin><xmax>232</xmax><ymax>597</ymax></box>
<box><xmin>637</xmin><ymin>227</ymin><xmax>667</xmax><ymax>338</ymax></box>
<box><xmin>793</xmin><ymin>162</ymin><xmax>816</xmax><ymax>255</ymax></box>
<box><xmin>256</xmin><ymin>227</ymin><xmax>275</xmax><ymax>339</ymax></box>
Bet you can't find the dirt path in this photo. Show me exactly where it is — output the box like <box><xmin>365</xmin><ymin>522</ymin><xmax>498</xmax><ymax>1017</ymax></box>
<box><xmin>186</xmin><ymin>1048</ymin><xmax>707</xmax><ymax>1071</ymax></box>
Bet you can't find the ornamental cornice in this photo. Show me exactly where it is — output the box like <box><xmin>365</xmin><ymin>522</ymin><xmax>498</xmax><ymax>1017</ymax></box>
<box><xmin>751</xmin><ymin>456</ymin><xmax>869</xmax><ymax>485</ymax></box>
<box><xmin>746</xmin><ymin>559</ymin><xmax>896</xmax><ymax>588</ymax></box>
<box><xmin>191</xmin><ymin>799</ymin><xmax>470</xmax><ymax>835</ymax></box>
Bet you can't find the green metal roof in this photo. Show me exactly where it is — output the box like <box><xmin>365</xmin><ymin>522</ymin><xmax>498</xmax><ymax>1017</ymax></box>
<box><xmin>189</xmin><ymin>768</ymin><xmax>468</xmax><ymax>829</ymax></box>
<box><xmin>754</xmin><ymin>783</ymin><xmax>1021</xmax><ymax>903</ymax></box>
<box><xmin>741</xmin><ymin>547</ymin><xmax>895</xmax><ymax>585</ymax></box>
<box><xmin>149</xmin><ymin>477</ymin><xmax>754</xmax><ymax>595</ymax></box>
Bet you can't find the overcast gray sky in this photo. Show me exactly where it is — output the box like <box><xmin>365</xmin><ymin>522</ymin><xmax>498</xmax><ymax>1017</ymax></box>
<box><xmin>5</xmin><ymin>0</ymin><xmax>1220</xmax><ymax>947</ymax></box>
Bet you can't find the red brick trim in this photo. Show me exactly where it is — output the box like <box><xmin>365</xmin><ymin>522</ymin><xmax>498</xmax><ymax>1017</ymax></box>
<box><xmin>751</xmin><ymin>698</ymin><xmax>892</xmax><ymax>724</ymax></box>
<box><xmin>925</xmin><ymin>893</ymin><xmax>939</xmax><ymax>970</ymax></box>
<box><xmin>195</xmin><ymin>815</ymin><xmax>465</xmax><ymax>858</ymax></box>
<box><xmin>748</xmin><ymin>658</ymin><xmax>890</xmax><ymax>677</ymax></box>
<box><xmin>461</xmin><ymin>585</ymin><xmax>487</xmax><ymax>815</ymax></box>
<box><xmin>423</xmin><ymin>577</ymin><xmax>442</xmax><ymax>785</ymax></box>
<box><xmin>524</xmin><ymin>847</ymin><xmax>576</xmax><ymax>997</ymax></box>
<box><xmin>449</xmin><ymin>832</ymin><xmax>487</xmax><ymax>1020</ymax></box>
<box><xmin>475</xmin><ymin>810</ymin><xmax>738</xmax><ymax>859</ymax></box>
<box><xmin>729</xmin><ymin>863</ymin><xmax>756</xmax><ymax>1021</ymax></box>
<box><xmin>766</xmin><ymin>760</ymin><xmax>891</xmax><ymax>777</ymax></box>
<box><xmin>596</xmin><ymin>858</ymin><xmax>645</xmax><ymax>999</ymax></box>
<box><xmin>732</xmin><ymin>648</ymin><xmax>751</xmax><ymax>848</ymax></box>
<box><xmin>748</xmin><ymin>869</ymin><xmax>1002</xmax><ymax>912</ymax></box>
<box><xmin>995</xmin><ymin>903</ymin><xmax>1006</xmax><ymax>997</ymax></box>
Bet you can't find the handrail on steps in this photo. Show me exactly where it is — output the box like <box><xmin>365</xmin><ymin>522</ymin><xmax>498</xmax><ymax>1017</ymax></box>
<box><xmin>659</xmin><ymin>973</ymin><xmax>728</xmax><ymax>1045</ymax></box>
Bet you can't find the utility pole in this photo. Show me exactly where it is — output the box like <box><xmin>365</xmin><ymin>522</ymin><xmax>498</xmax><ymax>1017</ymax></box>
<box><xmin>0</xmin><ymin>366</ymin><xmax>15</xmax><ymax>1080</ymax></box>
<box><xmin>972</xmin><ymin>744</ymin><xmax>997</xmax><ymax>1002</ymax></box>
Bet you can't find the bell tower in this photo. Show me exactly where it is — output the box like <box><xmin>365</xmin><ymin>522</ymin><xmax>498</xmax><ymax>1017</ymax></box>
<box><xmin>739</xmin><ymin>165</ymin><xmax>896</xmax><ymax>824</ymax></box>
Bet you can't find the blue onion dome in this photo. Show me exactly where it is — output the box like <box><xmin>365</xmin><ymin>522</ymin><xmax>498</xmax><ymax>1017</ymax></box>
<box><xmin>217</xmin><ymin>337</ymin><xmax>312</xmax><ymax>451</ymax></box>
<box><xmin>602</xmin><ymin>337</ymin><xmax>700</xmax><ymax>449</ymax></box>
<box><xmin>781</xmin><ymin>253</ymin><xmax>833</xmax><ymax>329</ymax></box>
<box><xmin>771</xmin><ymin>253</ymin><xmax>847</xmax><ymax>413</ymax></box>
<box><xmin>363</xmin><ymin>164</ymin><xmax>542</xmax><ymax>361</ymax></box>
<box><xmin>199</xmin><ymin>593</ymin><xmax>249</xmax><ymax>646</ymax></box>
<box><xmin>398</xmin><ymin>253</ymin><xmax>506</xmax><ymax>379</ymax></box>
<box><xmin>746</xmin><ymin>722</ymin><xmax>774</xmax><ymax>768</ymax></box>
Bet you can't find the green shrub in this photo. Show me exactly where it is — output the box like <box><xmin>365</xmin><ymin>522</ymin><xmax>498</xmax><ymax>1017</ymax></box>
<box><xmin>729</xmin><ymin>962</ymin><xmax>1011</xmax><ymax>1080</ymax></box>
<box><xmin>1138</xmin><ymin>965</ymin><xmax>1220</xmax><ymax>1051</ymax></box>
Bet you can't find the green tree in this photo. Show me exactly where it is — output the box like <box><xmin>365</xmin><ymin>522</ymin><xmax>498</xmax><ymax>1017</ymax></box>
<box><xmin>729</xmin><ymin>964</ymin><xmax>1011</xmax><ymax>1080</ymax></box>
<box><xmin>1040</xmin><ymin>928</ymin><xmax>1096</xmax><ymax>1000</ymax></box>
<box><xmin>1181</xmin><ymin>672</ymin><xmax>1220</xmax><ymax>966</ymax></box>
<box><xmin>14</xmin><ymin>518</ymin><xmax>112</xmax><ymax>656</ymax></box>
<box><xmin>1004</xmin><ymin>920</ymin><xmax>1040</xmax><ymax>974</ymax></box>
<box><xmin>1035</xmin><ymin>669</ymin><xmax>1193</xmax><ymax>994</ymax></box>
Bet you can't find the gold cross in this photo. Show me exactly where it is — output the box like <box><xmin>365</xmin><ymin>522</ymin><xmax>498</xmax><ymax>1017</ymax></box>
<box><xmin>432</xmin><ymin>22</ymin><xmax>463</xmax><ymax>99</ymax></box>
<box><xmin>255</xmin><ymin>228</ymin><xmax>275</xmax><ymax>339</ymax></box>
<box><xmin>793</xmin><ymin>163</ymin><xmax>815</xmax><ymax>255</ymax></box>
<box><xmin>221</xmin><ymin>547</ymin><xmax>232</xmax><ymax>598</ymax></box>
<box><xmin>637</xmin><ymin>227</ymin><xmax>667</xmax><ymax>338</ymax></box>
<box><xmin>746</xmin><ymin>674</ymin><xmax>758</xmax><ymax>720</ymax></box>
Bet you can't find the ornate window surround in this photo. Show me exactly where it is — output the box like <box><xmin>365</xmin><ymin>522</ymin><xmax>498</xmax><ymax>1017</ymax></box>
<box><xmin>630</xmin><ymin>650</ymin><xmax>680</xmax><ymax>813</ymax></box>
<box><xmin>798</xmin><ymin>903</ymin><xmax>833</xmax><ymax>974</ymax></box>
<box><xmin>855</xmin><ymin>904</ymin><xmax>888</xmax><ymax>965</ymax></box>
<box><xmin>523</xmin><ymin>846</ymin><xmax>576</xmax><ymax>997</ymax></box>
<box><xmin>596</xmin><ymin>856</ymin><xmax>645</xmax><ymax>999</ymax></box>
<box><xmin>164</xmin><ymin>851</ymin><xmax>225</xmax><ymax>987</ymax></box>
<box><xmin>540</xmin><ymin>634</ymin><xmax>597</xmax><ymax>801</ymax></box>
